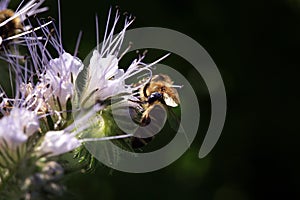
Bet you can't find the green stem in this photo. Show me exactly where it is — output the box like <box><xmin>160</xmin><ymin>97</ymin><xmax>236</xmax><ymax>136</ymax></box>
<box><xmin>0</xmin><ymin>168</ymin><xmax>14</xmax><ymax>193</ymax></box>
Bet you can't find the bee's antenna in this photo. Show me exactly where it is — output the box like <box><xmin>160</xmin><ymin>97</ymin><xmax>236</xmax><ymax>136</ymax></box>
<box><xmin>171</xmin><ymin>84</ymin><xmax>183</xmax><ymax>88</ymax></box>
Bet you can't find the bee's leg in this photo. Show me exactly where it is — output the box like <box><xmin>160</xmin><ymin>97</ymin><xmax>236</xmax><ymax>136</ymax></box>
<box><xmin>131</xmin><ymin>137</ymin><xmax>153</xmax><ymax>149</ymax></box>
<box><xmin>143</xmin><ymin>82</ymin><xmax>150</xmax><ymax>98</ymax></box>
<box><xmin>128</xmin><ymin>99</ymin><xmax>147</xmax><ymax>104</ymax></box>
<box><xmin>129</xmin><ymin>106</ymin><xmax>143</xmax><ymax>124</ymax></box>
<box><xmin>141</xmin><ymin>115</ymin><xmax>151</xmax><ymax>126</ymax></box>
<box><xmin>140</xmin><ymin>110</ymin><xmax>151</xmax><ymax>126</ymax></box>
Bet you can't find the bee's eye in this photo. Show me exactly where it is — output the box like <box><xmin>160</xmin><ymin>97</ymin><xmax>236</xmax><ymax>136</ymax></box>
<box><xmin>147</xmin><ymin>92</ymin><xmax>163</xmax><ymax>104</ymax></box>
<box><xmin>161</xmin><ymin>86</ymin><xmax>166</xmax><ymax>92</ymax></box>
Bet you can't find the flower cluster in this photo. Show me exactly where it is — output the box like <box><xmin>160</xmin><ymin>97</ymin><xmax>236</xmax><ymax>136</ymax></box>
<box><xmin>0</xmin><ymin>1</ymin><xmax>170</xmax><ymax>199</ymax></box>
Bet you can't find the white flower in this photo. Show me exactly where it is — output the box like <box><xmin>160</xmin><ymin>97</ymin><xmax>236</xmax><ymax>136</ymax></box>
<box><xmin>36</xmin><ymin>102</ymin><xmax>135</xmax><ymax>157</ymax></box>
<box><xmin>44</xmin><ymin>52</ymin><xmax>84</xmax><ymax>106</ymax></box>
<box><xmin>82</xmin><ymin>51</ymin><xmax>125</xmax><ymax>103</ymax></box>
<box><xmin>0</xmin><ymin>108</ymin><xmax>39</xmax><ymax>149</ymax></box>
<box><xmin>47</xmin><ymin>52</ymin><xmax>83</xmax><ymax>83</ymax></box>
<box><xmin>0</xmin><ymin>120</ymin><xmax>27</xmax><ymax>150</ymax></box>
<box><xmin>15</xmin><ymin>108</ymin><xmax>39</xmax><ymax>136</ymax></box>
<box><xmin>19</xmin><ymin>82</ymin><xmax>50</xmax><ymax>114</ymax></box>
<box><xmin>38</xmin><ymin>131</ymin><xmax>81</xmax><ymax>157</ymax></box>
<box><xmin>78</xmin><ymin>12</ymin><xmax>156</xmax><ymax>108</ymax></box>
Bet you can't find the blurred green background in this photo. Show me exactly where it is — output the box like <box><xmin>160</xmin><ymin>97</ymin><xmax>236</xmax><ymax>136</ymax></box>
<box><xmin>5</xmin><ymin>0</ymin><xmax>300</xmax><ymax>199</ymax></box>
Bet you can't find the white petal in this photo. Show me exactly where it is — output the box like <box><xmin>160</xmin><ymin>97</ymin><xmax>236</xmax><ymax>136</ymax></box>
<box><xmin>38</xmin><ymin>131</ymin><xmax>81</xmax><ymax>157</ymax></box>
<box><xmin>45</xmin><ymin>52</ymin><xmax>84</xmax><ymax>106</ymax></box>
<box><xmin>48</xmin><ymin>52</ymin><xmax>83</xmax><ymax>81</ymax></box>
<box><xmin>0</xmin><ymin>108</ymin><xmax>38</xmax><ymax>149</ymax></box>
<box><xmin>0</xmin><ymin>121</ymin><xmax>27</xmax><ymax>149</ymax></box>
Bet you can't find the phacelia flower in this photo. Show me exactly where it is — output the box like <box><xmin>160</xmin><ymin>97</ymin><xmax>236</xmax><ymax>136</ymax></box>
<box><xmin>78</xmin><ymin>10</ymin><xmax>160</xmax><ymax>110</ymax></box>
<box><xmin>37</xmin><ymin>130</ymin><xmax>81</xmax><ymax>157</ymax></box>
<box><xmin>0</xmin><ymin>2</ymin><xmax>179</xmax><ymax>199</ymax></box>
<box><xmin>0</xmin><ymin>108</ymin><xmax>39</xmax><ymax>150</ymax></box>
<box><xmin>44</xmin><ymin>52</ymin><xmax>84</xmax><ymax>108</ymax></box>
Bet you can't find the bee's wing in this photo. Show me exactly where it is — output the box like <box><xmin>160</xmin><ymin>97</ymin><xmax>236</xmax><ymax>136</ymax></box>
<box><xmin>131</xmin><ymin>104</ymin><xmax>167</xmax><ymax>148</ymax></box>
<box><xmin>134</xmin><ymin>104</ymin><xmax>167</xmax><ymax>137</ymax></box>
<box><xmin>166</xmin><ymin>106</ymin><xmax>191</xmax><ymax>147</ymax></box>
<box><xmin>166</xmin><ymin>106</ymin><xmax>180</xmax><ymax>131</ymax></box>
<box><xmin>163</xmin><ymin>93</ymin><xmax>178</xmax><ymax>107</ymax></box>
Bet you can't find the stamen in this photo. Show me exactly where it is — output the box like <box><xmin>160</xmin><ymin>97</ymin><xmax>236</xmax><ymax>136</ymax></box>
<box><xmin>73</xmin><ymin>31</ymin><xmax>82</xmax><ymax>57</ymax></box>
<box><xmin>101</xmin><ymin>7</ymin><xmax>112</xmax><ymax>55</ymax></box>
<box><xmin>57</xmin><ymin>0</ymin><xmax>63</xmax><ymax>54</ymax></box>
<box><xmin>81</xmin><ymin>134</ymin><xmax>134</xmax><ymax>143</ymax></box>
<box><xmin>146</xmin><ymin>53</ymin><xmax>171</xmax><ymax>68</ymax></box>
<box><xmin>119</xmin><ymin>41</ymin><xmax>132</xmax><ymax>59</ymax></box>
<box><xmin>2</xmin><ymin>21</ymin><xmax>53</xmax><ymax>42</ymax></box>
<box><xmin>95</xmin><ymin>14</ymin><xmax>99</xmax><ymax>52</ymax></box>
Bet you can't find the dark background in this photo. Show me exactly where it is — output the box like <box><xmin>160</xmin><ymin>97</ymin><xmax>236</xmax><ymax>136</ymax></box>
<box><xmin>8</xmin><ymin>0</ymin><xmax>300</xmax><ymax>199</ymax></box>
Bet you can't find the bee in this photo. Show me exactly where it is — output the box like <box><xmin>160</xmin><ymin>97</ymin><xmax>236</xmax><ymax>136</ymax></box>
<box><xmin>130</xmin><ymin>74</ymin><xmax>181</xmax><ymax>148</ymax></box>
<box><xmin>0</xmin><ymin>9</ymin><xmax>23</xmax><ymax>45</ymax></box>
<box><xmin>139</xmin><ymin>74</ymin><xmax>180</xmax><ymax>125</ymax></box>
<box><xmin>0</xmin><ymin>0</ymin><xmax>49</xmax><ymax>46</ymax></box>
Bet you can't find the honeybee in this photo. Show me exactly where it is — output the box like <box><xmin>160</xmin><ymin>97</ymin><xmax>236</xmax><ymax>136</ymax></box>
<box><xmin>130</xmin><ymin>74</ymin><xmax>181</xmax><ymax>148</ymax></box>
<box><xmin>139</xmin><ymin>74</ymin><xmax>180</xmax><ymax>124</ymax></box>
<box><xmin>0</xmin><ymin>9</ymin><xmax>23</xmax><ymax>45</ymax></box>
<box><xmin>0</xmin><ymin>0</ymin><xmax>49</xmax><ymax>46</ymax></box>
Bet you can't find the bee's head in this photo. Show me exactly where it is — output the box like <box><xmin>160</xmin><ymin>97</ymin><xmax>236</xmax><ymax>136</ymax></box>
<box><xmin>147</xmin><ymin>92</ymin><xmax>163</xmax><ymax>104</ymax></box>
